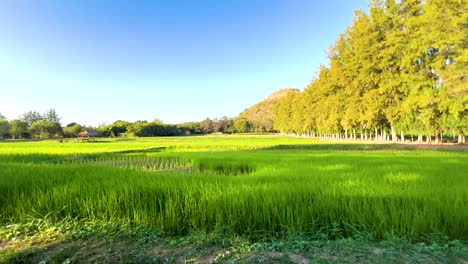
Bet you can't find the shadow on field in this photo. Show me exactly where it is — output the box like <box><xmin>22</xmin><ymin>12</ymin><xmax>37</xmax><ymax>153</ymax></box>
<box><xmin>262</xmin><ymin>143</ymin><xmax>468</xmax><ymax>152</ymax></box>
<box><xmin>61</xmin><ymin>147</ymin><xmax>168</xmax><ymax>161</ymax></box>
<box><xmin>113</xmin><ymin>138</ymin><xmax>137</xmax><ymax>142</ymax></box>
<box><xmin>2</xmin><ymin>240</ymin><xmax>79</xmax><ymax>264</ymax></box>
<box><xmin>1</xmin><ymin>235</ymin><xmax>154</xmax><ymax>264</ymax></box>
<box><xmin>109</xmin><ymin>146</ymin><xmax>167</xmax><ymax>154</ymax></box>
<box><xmin>263</xmin><ymin>144</ymin><xmax>393</xmax><ymax>151</ymax></box>
<box><xmin>79</xmin><ymin>138</ymin><xmax>138</xmax><ymax>143</ymax></box>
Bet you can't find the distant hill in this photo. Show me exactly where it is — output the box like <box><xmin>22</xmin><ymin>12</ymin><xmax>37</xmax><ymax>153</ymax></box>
<box><xmin>234</xmin><ymin>88</ymin><xmax>300</xmax><ymax>132</ymax></box>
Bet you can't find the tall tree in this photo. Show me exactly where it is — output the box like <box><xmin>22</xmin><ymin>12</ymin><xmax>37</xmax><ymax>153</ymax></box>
<box><xmin>0</xmin><ymin>120</ymin><xmax>9</xmax><ymax>139</ymax></box>
<box><xmin>63</xmin><ymin>123</ymin><xmax>83</xmax><ymax>138</ymax></box>
<box><xmin>199</xmin><ymin>118</ymin><xmax>213</xmax><ymax>134</ymax></box>
<box><xmin>20</xmin><ymin>111</ymin><xmax>43</xmax><ymax>126</ymax></box>
<box><xmin>271</xmin><ymin>0</ymin><xmax>466</xmax><ymax>143</ymax></box>
<box><xmin>44</xmin><ymin>108</ymin><xmax>61</xmax><ymax>123</ymax></box>
<box><xmin>421</xmin><ymin>0</ymin><xmax>468</xmax><ymax>143</ymax></box>
<box><xmin>105</xmin><ymin>120</ymin><xmax>131</xmax><ymax>137</ymax></box>
<box><xmin>29</xmin><ymin>121</ymin><xmax>63</xmax><ymax>139</ymax></box>
<box><xmin>9</xmin><ymin>120</ymin><xmax>29</xmax><ymax>139</ymax></box>
<box><xmin>273</xmin><ymin>90</ymin><xmax>299</xmax><ymax>133</ymax></box>
<box><xmin>232</xmin><ymin>119</ymin><xmax>250</xmax><ymax>133</ymax></box>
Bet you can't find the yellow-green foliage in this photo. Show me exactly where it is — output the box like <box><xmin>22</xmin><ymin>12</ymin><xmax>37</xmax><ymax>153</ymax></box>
<box><xmin>0</xmin><ymin>136</ymin><xmax>467</xmax><ymax>240</ymax></box>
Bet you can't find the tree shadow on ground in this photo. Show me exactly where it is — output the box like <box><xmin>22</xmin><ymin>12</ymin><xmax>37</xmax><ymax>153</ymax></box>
<box><xmin>260</xmin><ymin>143</ymin><xmax>468</xmax><ymax>152</ymax></box>
<box><xmin>262</xmin><ymin>144</ymin><xmax>394</xmax><ymax>151</ymax></box>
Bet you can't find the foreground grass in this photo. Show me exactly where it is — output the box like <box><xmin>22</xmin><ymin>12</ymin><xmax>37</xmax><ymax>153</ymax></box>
<box><xmin>1</xmin><ymin>221</ymin><xmax>467</xmax><ymax>264</ymax></box>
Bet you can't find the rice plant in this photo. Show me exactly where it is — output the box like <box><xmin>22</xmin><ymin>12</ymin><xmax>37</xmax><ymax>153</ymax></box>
<box><xmin>0</xmin><ymin>136</ymin><xmax>467</xmax><ymax>240</ymax></box>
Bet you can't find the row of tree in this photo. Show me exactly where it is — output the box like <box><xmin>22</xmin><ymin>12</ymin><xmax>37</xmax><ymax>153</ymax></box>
<box><xmin>273</xmin><ymin>0</ymin><xmax>467</xmax><ymax>143</ymax></box>
<box><xmin>98</xmin><ymin>117</ymin><xmax>261</xmax><ymax>137</ymax></box>
<box><xmin>0</xmin><ymin>111</ymin><xmax>263</xmax><ymax>139</ymax></box>
<box><xmin>0</xmin><ymin>109</ymin><xmax>63</xmax><ymax>139</ymax></box>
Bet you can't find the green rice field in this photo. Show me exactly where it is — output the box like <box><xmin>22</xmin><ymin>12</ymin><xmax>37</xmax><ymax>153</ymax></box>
<box><xmin>1</xmin><ymin>135</ymin><xmax>467</xmax><ymax>241</ymax></box>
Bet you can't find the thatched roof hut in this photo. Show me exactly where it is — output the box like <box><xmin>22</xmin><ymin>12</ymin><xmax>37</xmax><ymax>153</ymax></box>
<box><xmin>78</xmin><ymin>129</ymin><xmax>99</xmax><ymax>138</ymax></box>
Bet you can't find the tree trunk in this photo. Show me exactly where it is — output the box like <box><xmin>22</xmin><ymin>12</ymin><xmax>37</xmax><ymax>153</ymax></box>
<box><xmin>418</xmin><ymin>134</ymin><xmax>422</xmax><ymax>143</ymax></box>
<box><xmin>459</xmin><ymin>132</ymin><xmax>465</xmax><ymax>144</ymax></box>
<box><xmin>345</xmin><ymin>129</ymin><xmax>348</xmax><ymax>140</ymax></box>
<box><xmin>426</xmin><ymin>133</ymin><xmax>431</xmax><ymax>144</ymax></box>
<box><xmin>375</xmin><ymin>128</ymin><xmax>378</xmax><ymax>141</ymax></box>
<box><xmin>353</xmin><ymin>128</ymin><xmax>356</xmax><ymax>140</ymax></box>
<box><xmin>434</xmin><ymin>130</ymin><xmax>440</xmax><ymax>144</ymax></box>
<box><xmin>391</xmin><ymin>126</ymin><xmax>397</xmax><ymax>142</ymax></box>
<box><xmin>400</xmin><ymin>131</ymin><xmax>404</xmax><ymax>143</ymax></box>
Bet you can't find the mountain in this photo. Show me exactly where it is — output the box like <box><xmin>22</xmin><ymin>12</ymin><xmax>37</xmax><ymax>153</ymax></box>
<box><xmin>234</xmin><ymin>88</ymin><xmax>300</xmax><ymax>132</ymax></box>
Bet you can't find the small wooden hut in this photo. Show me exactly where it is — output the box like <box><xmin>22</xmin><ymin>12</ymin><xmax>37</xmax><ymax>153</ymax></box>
<box><xmin>77</xmin><ymin>129</ymin><xmax>99</xmax><ymax>141</ymax></box>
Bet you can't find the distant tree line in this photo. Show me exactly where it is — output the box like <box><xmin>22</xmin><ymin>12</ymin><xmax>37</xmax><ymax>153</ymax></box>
<box><xmin>97</xmin><ymin>117</ymin><xmax>236</xmax><ymax>137</ymax></box>
<box><xmin>0</xmin><ymin>109</ymin><xmax>63</xmax><ymax>139</ymax></box>
<box><xmin>0</xmin><ymin>111</ymin><xmax>261</xmax><ymax>139</ymax></box>
<box><xmin>273</xmin><ymin>0</ymin><xmax>467</xmax><ymax>144</ymax></box>
<box><xmin>231</xmin><ymin>118</ymin><xmax>275</xmax><ymax>133</ymax></box>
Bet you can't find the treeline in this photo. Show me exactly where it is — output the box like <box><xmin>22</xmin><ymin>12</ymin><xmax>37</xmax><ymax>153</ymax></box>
<box><xmin>99</xmin><ymin>117</ymin><xmax>236</xmax><ymax>137</ymax></box>
<box><xmin>273</xmin><ymin>0</ymin><xmax>467</xmax><ymax>143</ymax></box>
<box><xmin>0</xmin><ymin>110</ymin><xmax>63</xmax><ymax>139</ymax></box>
<box><xmin>99</xmin><ymin>117</ymin><xmax>262</xmax><ymax>137</ymax></box>
<box><xmin>0</xmin><ymin>111</ymin><xmax>259</xmax><ymax>139</ymax></box>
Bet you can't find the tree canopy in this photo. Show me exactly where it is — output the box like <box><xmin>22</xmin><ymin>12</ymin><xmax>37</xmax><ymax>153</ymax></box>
<box><xmin>273</xmin><ymin>0</ymin><xmax>467</xmax><ymax>143</ymax></box>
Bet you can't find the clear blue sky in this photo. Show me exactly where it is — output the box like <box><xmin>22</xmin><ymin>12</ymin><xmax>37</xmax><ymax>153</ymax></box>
<box><xmin>0</xmin><ymin>0</ymin><xmax>369</xmax><ymax>126</ymax></box>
